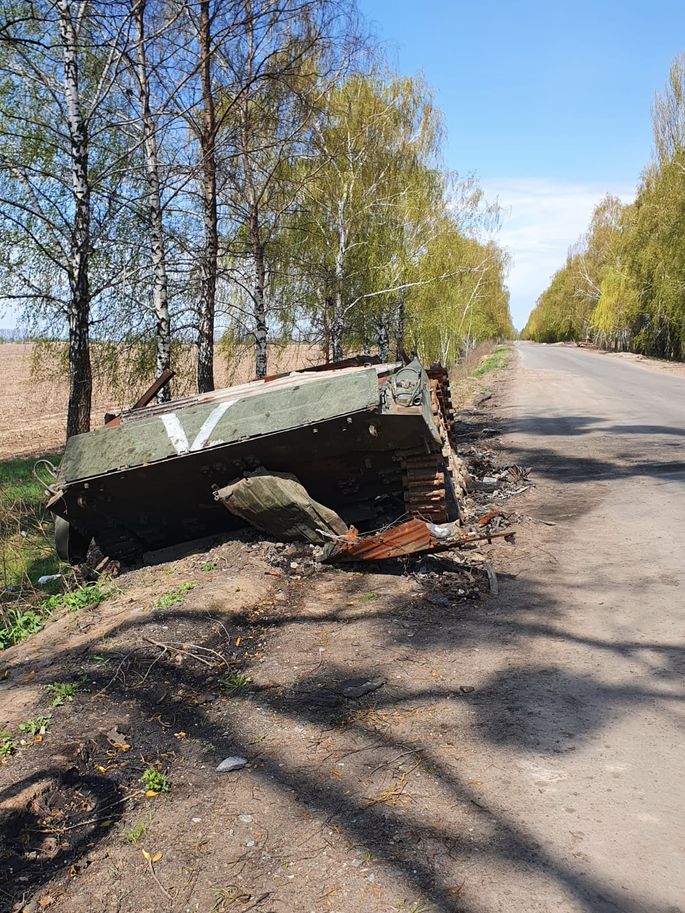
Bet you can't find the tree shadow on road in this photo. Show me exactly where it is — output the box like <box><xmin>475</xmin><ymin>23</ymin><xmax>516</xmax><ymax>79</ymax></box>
<box><xmin>1</xmin><ymin>558</ymin><xmax>683</xmax><ymax>913</ymax></box>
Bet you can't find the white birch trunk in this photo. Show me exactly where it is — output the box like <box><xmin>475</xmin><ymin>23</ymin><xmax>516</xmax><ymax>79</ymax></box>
<box><xmin>196</xmin><ymin>0</ymin><xmax>217</xmax><ymax>393</ymax></box>
<box><xmin>133</xmin><ymin>0</ymin><xmax>171</xmax><ymax>402</ymax></box>
<box><xmin>331</xmin><ymin>197</ymin><xmax>347</xmax><ymax>361</ymax></box>
<box><xmin>57</xmin><ymin>0</ymin><xmax>93</xmax><ymax>437</ymax></box>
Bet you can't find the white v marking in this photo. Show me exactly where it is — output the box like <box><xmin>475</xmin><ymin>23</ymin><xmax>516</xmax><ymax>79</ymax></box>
<box><xmin>161</xmin><ymin>400</ymin><xmax>236</xmax><ymax>455</ymax></box>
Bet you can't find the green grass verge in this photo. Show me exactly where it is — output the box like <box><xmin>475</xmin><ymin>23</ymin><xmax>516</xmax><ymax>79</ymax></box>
<box><xmin>470</xmin><ymin>345</ymin><xmax>510</xmax><ymax>377</ymax></box>
<box><xmin>0</xmin><ymin>453</ymin><xmax>62</xmax><ymax>591</ymax></box>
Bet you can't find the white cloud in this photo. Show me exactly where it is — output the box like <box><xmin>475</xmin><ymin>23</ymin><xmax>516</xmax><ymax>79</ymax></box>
<box><xmin>481</xmin><ymin>177</ymin><xmax>634</xmax><ymax>330</ymax></box>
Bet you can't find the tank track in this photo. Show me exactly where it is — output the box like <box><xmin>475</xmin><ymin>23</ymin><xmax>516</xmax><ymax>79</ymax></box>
<box><xmin>400</xmin><ymin>370</ymin><xmax>459</xmax><ymax>523</ymax></box>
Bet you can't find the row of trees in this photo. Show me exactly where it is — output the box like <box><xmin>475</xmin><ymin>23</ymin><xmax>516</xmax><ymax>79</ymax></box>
<box><xmin>523</xmin><ymin>54</ymin><xmax>685</xmax><ymax>360</ymax></box>
<box><xmin>0</xmin><ymin>0</ymin><xmax>513</xmax><ymax>438</ymax></box>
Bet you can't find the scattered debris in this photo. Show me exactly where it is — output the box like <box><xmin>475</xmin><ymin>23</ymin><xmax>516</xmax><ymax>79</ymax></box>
<box><xmin>482</xmin><ymin>561</ymin><xmax>499</xmax><ymax>595</ymax></box>
<box><xmin>458</xmin><ymin>442</ymin><xmax>531</xmax><ymax>509</ymax></box>
<box><xmin>36</xmin><ymin>574</ymin><xmax>62</xmax><ymax>587</ymax></box>
<box><xmin>106</xmin><ymin>727</ymin><xmax>131</xmax><ymax>751</ymax></box>
<box><xmin>325</xmin><ymin>517</ymin><xmax>514</xmax><ymax>563</ymax></box>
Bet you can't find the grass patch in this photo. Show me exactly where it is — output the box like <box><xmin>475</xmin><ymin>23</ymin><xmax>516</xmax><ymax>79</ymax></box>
<box><xmin>220</xmin><ymin>671</ymin><xmax>252</xmax><ymax>694</ymax></box>
<box><xmin>18</xmin><ymin>715</ymin><xmax>51</xmax><ymax>737</ymax></box>
<box><xmin>470</xmin><ymin>345</ymin><xmax>510</xmax><ymax>377</ymax></box>
<box><xmin>47</xmin><ymin>676</ymin><xmax>87</xmax><ymax>707</ymax></box>
<box><xmin>0</xmin><ymin>730</ymin><xmax>17</xmax><ymax>758</ymax></box>
<box><xmin>0</xmin><ymin>580</ymin><xmax>112</xmax><ymax>651</ymax></box>
<box><xmin>155</xmin><ymin>582</ymin><xmax>195</xmax><ymax>608</ymax></box>
<box><xmin>126</xmin><ymin>819</ymin><xmax>150</xmax><ymax>844</ymax></box>
<box><xmin>0</xmin><ymin>453</ymin><xmax>62</xmax><ymax>592</ymax></box>
<box><xmin>0</xmin><ymin>606</ymin><xmax>44</xmax><ymax>649</ymax></box>
<box><xmin>43</xmin><ymin>580</ymin><xmax>111</xmax><ymax>612</ymax></box>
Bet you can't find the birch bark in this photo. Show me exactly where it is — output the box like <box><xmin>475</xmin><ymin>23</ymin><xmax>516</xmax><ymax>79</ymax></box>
<box><xmin>196</xmin><ymin>0</ymin><xmax>218</xmax><ymax>392</ymax></box>
<box><xmin>133</xmin><ymin>0</ymin><xmax>171</xmax><ymax>401</ymax></box>
<box><xmin>57</xmin><ymin>0</ymin><xmax>93</xmax><ymax>437</ymax></box>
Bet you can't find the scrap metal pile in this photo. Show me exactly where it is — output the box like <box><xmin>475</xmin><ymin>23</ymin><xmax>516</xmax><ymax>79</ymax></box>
<box><xmin>44</xmin><ymin>355</ymin><xmax>516</xmax><ymax>566</ymax></box>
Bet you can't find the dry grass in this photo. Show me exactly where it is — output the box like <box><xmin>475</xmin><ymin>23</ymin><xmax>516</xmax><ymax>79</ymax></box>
<box><xmin>0</xmin><ymin>342</ymin><xmax>321</xmax><ymax>459</ymax></box>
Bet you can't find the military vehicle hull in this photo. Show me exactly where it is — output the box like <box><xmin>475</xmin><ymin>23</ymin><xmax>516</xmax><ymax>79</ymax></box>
<box><xmin>47</xmin><ymin>358</ymin><xmax>461</xmax><ymax>562</ymax></box>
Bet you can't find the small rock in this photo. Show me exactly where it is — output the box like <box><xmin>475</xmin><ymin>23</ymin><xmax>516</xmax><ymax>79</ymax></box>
<box><xmin>338</xmin><ymin>677</ymin><xmax>385</xmax><ymax>699</ymax></box>
<box><xmin>238</xmin><ymin>814</ymin><xmax>253</xmax><ymax>823</ymax></box>
<box><xmin>216</xmin><ymin>756</ymin><xmax>248</xmax><ymax>772</ymax></box>
<box><xmin>460</xmin><ymin>686</ymin><xmax>475</xmax><ymax>694</ymax></box>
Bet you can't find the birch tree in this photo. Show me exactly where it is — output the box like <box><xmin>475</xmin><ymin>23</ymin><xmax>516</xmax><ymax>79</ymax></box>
<box><xmin>0</xmin><ymin>0</ymin><xmax>129</xmax><ymax>436</ymax></box>
<box><xmin>216</xmin><ymin>0</ymin><xmax>353</xmax><ymax>378</ymax></box>
<box><xmin>290</xmin><ymin>74</ymin><xmax>450</xmax><ymax>360</ymax></box>
<box><xmin>129</xmin><ymin>0</ymin><xmax>172</xmax><ymax>398</ymax></box>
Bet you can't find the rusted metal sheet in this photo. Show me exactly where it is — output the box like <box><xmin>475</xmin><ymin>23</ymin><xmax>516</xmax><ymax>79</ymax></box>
<box><xmin>328</xmin><ymin>518</ymin><xmax>515</xmax><ymax>563</ymax></box>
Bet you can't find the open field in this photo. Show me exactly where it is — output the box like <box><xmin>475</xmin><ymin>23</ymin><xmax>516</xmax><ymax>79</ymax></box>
<box><xmin>0</xmin><ymin>343</ymin><xmax>321</xmax><ymax>460</ymax></box>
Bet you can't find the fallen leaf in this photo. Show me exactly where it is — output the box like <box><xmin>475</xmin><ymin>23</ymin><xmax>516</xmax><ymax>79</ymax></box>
<box><xmin>152</xmin><ymin>852</ymin><xmax>162</xmax><ymax>862</ymax></box>
<box><xmin>106</xmin><ymin>727</ymin><xmax>131</xmax><ymax>751</ymax></box>
<box><xmin>96</xmin><ymin>765</ymin><xmax>108</xmax><ymax>774</ymax></box>
<box><xmin>146</xmin><ymin>789</ymin><xmax>158</xmax><ymax>798</ymax></box>
<box><xmin>174</xmin><ymin>731</ymin><xmax>187</xmax><ymax>739</ymax></box>
<box><xmin>142</xmin><ymin>849</ymin><xmax>151</xmax><ymax>861</ymax></box>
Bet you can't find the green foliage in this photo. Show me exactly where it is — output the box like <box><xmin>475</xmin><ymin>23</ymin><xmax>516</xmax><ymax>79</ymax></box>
<box><xmin>19</xmin><ymin>715</ymin><xmax>51</xmax><ymax>737</ymax></box>
<box><xmin>220</xmin><ymin>671</ymin><xmax>252</xmax><ymax>694</ymax></box>
<box><xmin>0</xmin><ymin>607</ymin><xmax>44</xmax><ymax>649</ymax></box>
<box><xmin>43</xmin><ymin>582</ymin><xmax>111</xmax><ymax>613</ymax></box>
<box><xmin>0</xmin><ymin>730</ymin><xmax>17</xmax><ymax>758</ymax></box>
<box><xmin>201</xmin><ymin>561</ymin><xmax>217</xmax><ymax>572</ymax></box>
<box><xmin>525</xmin><ymin>55</ymin><xmax>685</xmax><ymax>361</ymax></box>
<box><xmin>47</xmin><ymin>676</ymin><xmax>87</xmax><ymax>707</ymax></box>
<box><xmin>0</xmin><ymin>454</ymin><xmax>62</xmax><ymax>591</ymax></box>
<box><xmin>126</xmin><ymin>819</ymin><xmax>149</xmax><ymax>844</ymax></box>
<box><xmin>471</xmin><ymin>346</ymin><xmax>510</xmax><ymax>377</ymax></box>
<box><xmin>141</xmin><ymin>768</ymin><xmax>170</xmax><ymax>794</ymax></box>
<box><xmin>282</xmin><ymin>74</ymin><xmax>513</xmax><ymax>364</ymax></box>
<box><xmin>154</xmin><ymin>582</ymin><xmax>195</xmax><ymax>608</ymax></box>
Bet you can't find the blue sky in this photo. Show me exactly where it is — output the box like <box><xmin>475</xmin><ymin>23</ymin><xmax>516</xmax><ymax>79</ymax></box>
<box><xmin>359</xmin><ymin>0</ymin><xmax>685</xmax><ymax>328</ymax></box>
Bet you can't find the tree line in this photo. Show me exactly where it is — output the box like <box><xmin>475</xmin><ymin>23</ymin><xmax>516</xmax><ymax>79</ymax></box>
<box><xmin>0</xmin><ymin>0</ymin><xmax>513</xmax><ymax>438</ymax></box>
<box><xmin>523</xmin><ymin>53</ymin><xmax>685</xmax><ymax>360</ymax></box>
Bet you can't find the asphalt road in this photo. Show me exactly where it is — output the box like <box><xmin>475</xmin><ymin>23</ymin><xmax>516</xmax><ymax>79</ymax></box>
<box><xmin>477</xmin><ymin>343</ymin><xmax>685</xmax><ymax>912</ymax></box>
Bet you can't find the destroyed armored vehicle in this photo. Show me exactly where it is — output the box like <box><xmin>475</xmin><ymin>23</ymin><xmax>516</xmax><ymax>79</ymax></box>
<box><xmin>46</xmin><ymin>356</ymin><xmax>464</xmax><ymax>563</ymax></box>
